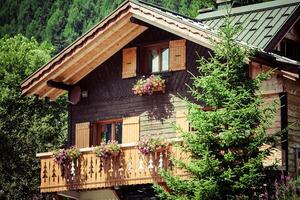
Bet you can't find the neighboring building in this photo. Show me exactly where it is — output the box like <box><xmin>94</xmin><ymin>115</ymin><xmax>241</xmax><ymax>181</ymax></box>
<box><xmin>21</xmin><ymin>0</ymin><xmax>300</xmax><ymax>199</ymax></box>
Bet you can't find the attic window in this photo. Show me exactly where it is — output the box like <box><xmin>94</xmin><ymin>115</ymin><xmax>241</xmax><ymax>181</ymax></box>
<box><xmin>144</xmin><ymin>42</ymin><xmax>169</xmax><ymax>73</ymax></box>
<box><xmin>279</xmin><ymin>39</ymin><xmax>300</xmax><ymax>61</ymax></box>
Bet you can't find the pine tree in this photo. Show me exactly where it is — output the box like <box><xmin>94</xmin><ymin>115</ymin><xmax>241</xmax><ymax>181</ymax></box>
<box><xmin>155</xmin><ymin>17</ymin><xmax>278</xmax><ymax>199</ymax></box>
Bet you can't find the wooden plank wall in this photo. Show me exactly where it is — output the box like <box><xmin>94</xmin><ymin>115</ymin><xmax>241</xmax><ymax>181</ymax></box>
<box><xmin>284</xmin><ymin>79</ymin><xmax>300</xmax><ymax>174</ymax></box>
<box><xmin>69</xmin><ymin>27</ymin><xmax>209</xmax><ymax>145</ymax></box>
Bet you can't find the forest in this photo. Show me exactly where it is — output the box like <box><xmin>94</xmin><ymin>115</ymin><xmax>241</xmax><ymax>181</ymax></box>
<box><xmin>0</xmin><ymin>0</ymin><xmax>266</xmax><ymax>199</ymax></box>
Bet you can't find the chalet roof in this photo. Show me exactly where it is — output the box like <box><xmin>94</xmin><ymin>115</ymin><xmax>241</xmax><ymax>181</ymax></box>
<box><xmin>21</xmin><ymin>0</ymin><xmax>300</xmax><ymax>100</ymax></box>
<box><xmin>21</xmin><ymin>0</ymin><xmax>218</xmax><ymax>100</ymax></box>
<box><xmin>197</xmin><ymin>0</ymin><xmax>300</xmax><ymax>51</ymax></box>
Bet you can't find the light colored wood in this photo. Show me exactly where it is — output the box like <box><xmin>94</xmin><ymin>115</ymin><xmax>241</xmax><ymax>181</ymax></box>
<box><xmin>66</xmin><ymin>25</ymin><xmax>147</xmax><ymax>84</ymax></box>
<box><xmin>169</xmin><ymin>39</ymin><xmax>186</xmax><ymax>72</ymax></box>
<box><xmin>37</xmin><ymin>17</ymin><xmax>135</xmax><ymax>98</ymax></box>
<box><xmin>250</xmin><ymin>62</ymin><xmax>283</xmax><ymax>95</ymax></box>
<box><xmin>130</xmin><ymin>5</ymin><xmax>216</xmax><ymax>49</ymax></box>
<box><xmin>22</xmin><ymin>11</ymin><xmax>132</xmax><ymax>96</ymax></box>
<box><xmin>75</xmin><ymin>122</ymin><xmax>90</xmax><ymax>148</ymax></box>
<box><xmin>42</xmin><ymin>24</ymin><xmax>147</xmax><ymax>100</ymax></box>
<box><xmin>122</xmin><ymin>47</ymin><xmax>137</xmax><ymax>79</ymax></box>
<box><xmin>175</xmin><ymin>109</ymin><xmax>189</xmax><ymax>137</ymax></box>
<box><xmin>38</xmin><ymin>143</ymin><xmax>188</xmax><ymax>193</ymax></box>
<box><xmin>122</xmin><ymin>116</ymin><xmax>139</xmax><ymax>143</ymax></box>
<box><xmin>59</xmin><ymin>22</ymin><xmax>138</xmax><ymax>83</ymax></box>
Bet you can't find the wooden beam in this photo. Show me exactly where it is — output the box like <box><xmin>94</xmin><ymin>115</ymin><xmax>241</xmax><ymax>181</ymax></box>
<box><xmin>58</xmin><ymin>22</ymin><xmax>139</xmax><ymax>83</ymax></box>
<box><xmin>23</xmin><ymin>12</ymin><xmax>132</xmax><ymax>96</ymax></box>
<box><xmin>66</xmin><ymin>25</ymin><xmax>147</xmax><ymax>84</ymax></box>
<box><xmin>47</xmin><ymin>80</ymin><xmax>72</xmax><ymax>91</ymax></box>
<box><xmin>130</xmin><ymin>17</ymin><xmax>149</xmax><ymax>27</ymax></box>
<box><xmin>38</xmin><ymin>20</ymin><xmax>137</xmax><ymax>99</ymax></box>
<box><xmin>130</xmin><ymin>6</ymin><xmax>216</xmax><ymax>49</ymax></box>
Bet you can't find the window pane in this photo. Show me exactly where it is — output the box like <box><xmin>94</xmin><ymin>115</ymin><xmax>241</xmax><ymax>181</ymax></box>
<box><xmin>102</xmin><ymin>124</ymin><xmax>112</xmax><ymax>143</ymax></box>
<box><xmin>115</xmin><ymin>122</ymin><xmax>122</xmax><ymax>144</ymax></box>
<box><xmin>149</xmin><ymin>49</ymin><xmax>159</xmax><ymax>73</ymax></box>
<box><xmin>162</xmin><ymin>48</ymin><xmax>169</xmax><ymax>71</ymax></box>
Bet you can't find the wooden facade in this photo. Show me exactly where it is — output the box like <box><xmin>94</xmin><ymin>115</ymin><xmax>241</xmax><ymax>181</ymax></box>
<box><xmin>69</xmin><ymin>27</ymin><xmax>209</xmax><ymax>147</ymax></box>
<box><xmin>19</xmin><ymin>0</ymin><xmax>300</xmax><ymax>197</ymax></box>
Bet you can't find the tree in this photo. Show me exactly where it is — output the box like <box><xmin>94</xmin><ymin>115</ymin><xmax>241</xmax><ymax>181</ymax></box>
<box><xmin>0</xmin><ymin>35</ymin><xmax>67</xmax><ymax>199</ymax></box>
<box><xmin>155</xmin><ymin>17</ymin><xmax>277</xmax><ymax>199</ymax></box>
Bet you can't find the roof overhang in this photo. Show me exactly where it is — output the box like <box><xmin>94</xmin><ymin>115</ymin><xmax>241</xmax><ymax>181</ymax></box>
<box><xmin>21</xmin><ymin>0</ymin><xmax>218</xmax><ymax>100</ymax></box>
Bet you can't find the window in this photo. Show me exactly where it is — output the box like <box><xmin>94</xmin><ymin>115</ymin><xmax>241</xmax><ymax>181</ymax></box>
<box><xmin>144</xmin><ymin>42</ymin><xmax>169</xmax><ymax>73</ymax></box>
<box><xmin>91</xmin><ymin>119</ymin><xmax>122</xmax><ymax>146</ymax></box>
<box><xmin>279</xmin><ymin>39</ymin><xmax>300</xmax><ymax>61</ymax></box>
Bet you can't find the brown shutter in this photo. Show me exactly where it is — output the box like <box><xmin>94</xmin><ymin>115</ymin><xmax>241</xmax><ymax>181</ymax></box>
<box><xmin>169</xmin><ymin>39</ymin><xmax>186</xmax><ymax>71</ymax></box>
<box><xmin>122</xmin><ymin>116</ymin><xmax>139</xmax><ymax>143</ymax></box>
<box><xmin>122</xmin><ymin>47</ymin><xmax>137</xmax><ymax>79</ymax></box>
<box><xmin>175</xmin><ymin>109</ymin><xmax>189</xmax><ymax>137</ymax></box>
<box><xmin>75</xmin><ymin>122</ymin><xmax>90</xmax><ymax>148</ymax></box>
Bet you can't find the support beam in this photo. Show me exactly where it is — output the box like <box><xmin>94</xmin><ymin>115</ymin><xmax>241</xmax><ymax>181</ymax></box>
<box><xmin>130</xmin><ymin>17</ymin><xmax>149</xmax><ymax>27</ymax></box>
<box><xmin>47</xmin><ymin>80</ymin><xmax>72</xmax><ymax>91</ymax></box>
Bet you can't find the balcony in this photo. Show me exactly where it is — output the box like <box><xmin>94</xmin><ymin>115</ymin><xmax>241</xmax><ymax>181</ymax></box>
<box><xmin>37</xmin><ymin>143</ymin><xmax>187</xmax><ymax>193</ymax></box>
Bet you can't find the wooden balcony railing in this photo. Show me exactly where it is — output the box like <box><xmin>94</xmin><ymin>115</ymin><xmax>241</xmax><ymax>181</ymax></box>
<box><xmin>37</xmin><ymin>143</ymin><xmax>187</xmax><ymax>193</ymax></box>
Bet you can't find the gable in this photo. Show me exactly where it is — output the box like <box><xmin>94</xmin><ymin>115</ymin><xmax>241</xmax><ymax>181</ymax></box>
<box><xmin>21</xmin><ymin>0</ymin><xmax>218</xmax><ymax>100</ymax></box>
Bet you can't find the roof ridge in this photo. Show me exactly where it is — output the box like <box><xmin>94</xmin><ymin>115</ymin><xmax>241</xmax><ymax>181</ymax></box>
<box><xmin>134</xmin><ymin>0</ymin><xmax>201</xmax><ymax>22</ymax></box>
<box><xmin>198</xmin><ymin>0</ymin><xmax>300</xmax><ymax>20</ymax></box>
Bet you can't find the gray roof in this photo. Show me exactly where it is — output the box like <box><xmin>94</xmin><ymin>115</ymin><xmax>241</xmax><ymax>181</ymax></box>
<box><xmin>197</xmin><ymin>0</ymin><xmax>300</xmax><ymax>50</ymax></box>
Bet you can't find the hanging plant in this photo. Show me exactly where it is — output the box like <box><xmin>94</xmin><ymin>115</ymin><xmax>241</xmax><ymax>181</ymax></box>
<box><xmin>53</xmin><ymin>146</ymin><xmax>81</xmax><ymax>165</ymax></box>
<box><xmin>95</xmin><ymin>140</ymin><xmax>121</xmax><ymax>159</ymax></box>
<box><xmin>66</xmin><ymin>146</ymin><xmax>81</xmax><ymax>161</ymax></box>
<box><xmin>53</xmin><ymin>149</ymin><xmax>68</xmax><ymax>165</ymax></box>
<box><xmin>132</xmin><ymin>75</ymin><xmax>166</xmax><ymax>96</ymax></box>
<box><xmin>136</xmin><ymin>137</ymin><xmax>168</xmax><ymax>155</ymax></box>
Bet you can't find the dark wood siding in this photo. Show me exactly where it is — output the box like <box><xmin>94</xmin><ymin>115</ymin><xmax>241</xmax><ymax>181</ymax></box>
<box><xmin>69</xmin><ymin>27</ymin><xmax>210</xmax><ymax>145</ymax></box>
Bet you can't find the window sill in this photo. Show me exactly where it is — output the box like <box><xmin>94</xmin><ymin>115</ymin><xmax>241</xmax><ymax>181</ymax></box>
<box><xmin>138</xmin><ymin>71</ymin><xmax>171</xmax><ymax>78</ymax></box>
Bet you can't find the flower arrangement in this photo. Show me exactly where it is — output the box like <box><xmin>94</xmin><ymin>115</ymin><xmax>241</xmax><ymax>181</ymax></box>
<box><xmin>53</xmin><ymin>149</ymin><xmax>68</xmax><ymax>165</ymax></box>
<box><xmin>66</xmin><ymin>146</ymin><xmax>81</xmax><ymax>161</ymax></box>
<box><xmin>132</xmin><ymin>75</ymin><xmax>166</xmax><ymax>96</ymax></box>
<box><xmin>136</xmin><ymin>137</ymin><xmax>168</xmax><ymax>155</ymax></box>
<box><xmin>136</xmin><ymin>138</ymin><xmax>152</xmax><ymax>155</ymax></box>
<box><xmin>53</xmin><ymin>147</ymin><xmax>81</xmax><ymax>165</ymax></box>
<box><xmin>95</xmin><ymin>140</ymin><xmax>121</xmax><ymax>159</ymax></box>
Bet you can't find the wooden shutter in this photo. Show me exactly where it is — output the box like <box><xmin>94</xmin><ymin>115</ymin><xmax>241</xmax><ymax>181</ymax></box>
<box><xmin>122</xmin><ymin>47</ymin><xmax>137</xmax><ymax>79</ymax></box>
<box><xmin>122</xmin><ymin>116</ymin><xmax>139</xmax><ymax>144</ymax></box>
<box><xmin>175</xmin><ymin>110</ymin><xmax>189</xmax><ymax>137</ymax></box>
<box><xmin>169</xmin><ymin>39</ymin><xmax>186</xmax><ymax>71</ymax></box>
<box><xmin>75</xmin><ymin>122</ymin><xmax>90</xmax><ymax>148</ymax></box>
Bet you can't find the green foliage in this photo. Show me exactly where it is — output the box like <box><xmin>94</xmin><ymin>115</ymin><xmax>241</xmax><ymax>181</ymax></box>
<box><xmin>0</xmin><ymin>0</ymin><xmax>268</xmax><ymax>54</ymax></box>
<box><xmin>155</xmin><ymin>17</ymin><xmax>278</xmax><ymax>199</ymax></box>
<box><xmin>0</xmin><ymin>35</ymin><xmax>67</xmax><ymax>199</ymax></box>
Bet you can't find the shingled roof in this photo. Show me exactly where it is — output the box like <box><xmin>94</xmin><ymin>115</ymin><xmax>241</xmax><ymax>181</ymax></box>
<box><xmin>197</xmin><ymin>0</ymin><xmax>300</xmax><ymax>51</ymax></box>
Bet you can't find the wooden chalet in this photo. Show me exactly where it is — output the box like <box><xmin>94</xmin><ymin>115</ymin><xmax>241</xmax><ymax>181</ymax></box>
<box><xmin>21</xmin><ymin>0</ymin><xmax>300</xmax><ymax>199</ymax></box>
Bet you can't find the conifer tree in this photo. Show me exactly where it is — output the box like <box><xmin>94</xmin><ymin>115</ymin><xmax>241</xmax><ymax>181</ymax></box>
<box><xmin>155</xmin><ymin>17</ymin><xmax>277</xmax><ymax>199</ymax></box>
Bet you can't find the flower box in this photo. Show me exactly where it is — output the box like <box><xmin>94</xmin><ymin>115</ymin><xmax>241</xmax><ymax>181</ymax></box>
<box><xmin>133</xmin><ymin>75</ymin><xmax>166</xmax><ymax>96</ymax></box>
